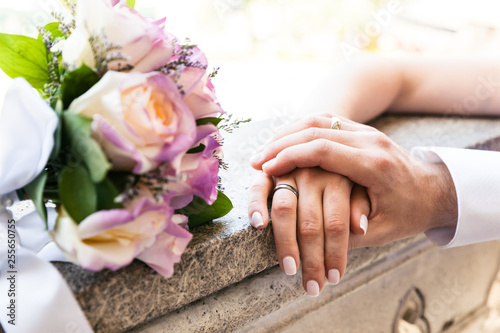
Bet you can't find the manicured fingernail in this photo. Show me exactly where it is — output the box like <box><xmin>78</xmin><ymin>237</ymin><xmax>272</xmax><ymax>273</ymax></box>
<box><xmin>328</xmin><ymin>269</ymin><xmax>340</xmax><ymax>285</ymax></box>
<box><xmin>283</xmin><ymin>256</ymin><xmax>297</xmax><ymax>275</ymax></box>
<box><xmin>251</xmin><ymin>211</ymin><xmax>264</xmax><ymax>228</ymax></box>
<box><xmin>262</xmin><ymin>159</ymin><xmax>275</xmax><ymax>170</ymax></box>
<box><xmin>306</xmin><ymin>280</ymin><xmax>320</xmax><ymax>297</ymax></box>
<box><xmin>250</xmin><ymin>153</ymin><xmax>263</xmax><ymax>163</ymax></box>
<box><xmin>360</xmin><ymin>214</ymin><xmax>368</xmax><ymax>235</ymax></box>
<box><xmin>254</xmin><ymin>145</ymin><xmax>265</xmax><ymax>154</ymax></box>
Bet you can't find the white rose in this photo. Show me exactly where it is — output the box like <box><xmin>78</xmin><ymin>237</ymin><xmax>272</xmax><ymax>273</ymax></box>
<box><xmin>63</xmin><ymin>0</ymin><xmax>174</xmax><ymax>72</ymax></box>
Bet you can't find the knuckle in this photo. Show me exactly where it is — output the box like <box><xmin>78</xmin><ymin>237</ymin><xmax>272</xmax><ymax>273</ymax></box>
<box><xmin>313</xmin><ymin>139</ymin><xmax>331</xmax><ymax>155</ymax></box>
<box><xmin>372</xmin><ymin>154</ymin><xmax>394</xmax><ymax>174</ymax></box>
<box><xmin>304</xmin><ymin>116</ymin><xmax>322</xmax><ymax>128</ymax></box>
<box><xmin>275</xmin><ymin>238</ymin><xmax>297</xmax><ymax>250</ymax></box>
<box><xmin>249</xmin><ymin>183</ymin><xmax>269</xmax><ymax>194</ymax></box>
<box><xmin>294</xmin><ymin>168</ymin><xmax>317</xmax><ymax>181</ymax></box>
<box><xmin>325</xmin><ymin>252</ymin><xmax>346</xmax><ymax>266</ymax></box>
<box><xmin>372</xmin><ymin>132</ymin><xmax>391</xmax><ymax>149</ymax></box>
<box><xmin>276</xmin><ymin>148</ymin><xmax>291</xmax><ymax>162</ymax></box>
<box><xmin>318</xmin><ymin>112</ymin><xmax>333</xmax><ymax>118</ymax></box>
<box><xmin>298</xmin><ymin>219</ymin><xmax>322</xmax><ymax>239</ymax></box>
<box><xmin>327</xmin><ymin>173</ymin><xmax>351</xmax><ymax>188</ymax></box>
<box><xmin>303</xmin><ymin>127</ymin><xmax>321</xmax><ymax>142</ymax></box>
<box><xmin>272</xmin><ymin>198</ymin><xmax>295</xmax><ymax>216</ymax></box>
<box><xmin>248</xmin><ymin>198</ymin><xmax>264</xmax><ymax>211</ymax></box>
<box><xmin>302</xmin><ymin>258</ymin><xmax>323</xmax><ymax>272</ymax></box>
<box><xmin>324</xmin><ymin>218</ymin><xmax>348</xmax><ymax>235</ymax></box>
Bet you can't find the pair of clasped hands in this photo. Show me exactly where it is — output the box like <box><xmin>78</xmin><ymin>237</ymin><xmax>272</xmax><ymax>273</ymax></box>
<box><xmin>247</xmin><ymin>114</ymin><xmax>456</xmax><ymax>297</ymax></box>
<box><xmin>244</xmin><ymin>55</ymin><xmax>500</xmax><ymax>297</ymax></box>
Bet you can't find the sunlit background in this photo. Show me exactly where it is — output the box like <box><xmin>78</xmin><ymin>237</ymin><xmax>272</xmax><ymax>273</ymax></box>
<box><xmin>1</xmin><ymin>0</ymin><xmax>500</xmax><ymax>120</ymax></box>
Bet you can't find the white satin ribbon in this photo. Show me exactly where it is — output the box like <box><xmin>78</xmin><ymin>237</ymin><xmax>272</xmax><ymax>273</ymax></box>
<box><xmin>0</xmin><ymin>195</ymin><xmax>93</xmax><ymax>332</ymax></box>
<box><xmin>0</xmin><ymin>78</ymin><xmax>93</xmax><ymax>332</ymax></box>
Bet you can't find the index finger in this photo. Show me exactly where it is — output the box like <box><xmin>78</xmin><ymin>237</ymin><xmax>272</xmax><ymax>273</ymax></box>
<box><xmin>262</xmin><ymin>140</ymin><xmax>375</xmax><ymax>188</ymax></box>
<box><xmin>268</xmin><ymin>115</ymin><xmax>371</xmax><ymax>144</ymax></box>
<box><xmin>248</xmin><ymin>172</ymin><xmax>273</xmax><ymax>229</ymax></box>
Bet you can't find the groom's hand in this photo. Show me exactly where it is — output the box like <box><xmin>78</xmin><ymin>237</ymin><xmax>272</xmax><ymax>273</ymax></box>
<box><xmin>250</xmin><ymin>115</ymin><xmax>458</xmax><ymax>247</ymax></box>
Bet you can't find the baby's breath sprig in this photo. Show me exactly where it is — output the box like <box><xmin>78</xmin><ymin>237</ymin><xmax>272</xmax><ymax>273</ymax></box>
<box><xmin>215</xmin><ymin>155</ymin><xmax>229</xmax><ymax>171</ymax></box>
<box><xmin>209</xmin><ymin>67</ymin><xmax>220</xmax><ymax>79</ymax></box>
<box><xmin>217</xmin><ymin>113</ymin><xmax>251</xmax><ymax>133</ymax></box>
<box><xmin>89</xmin><ymin>33</ymin><xmax>130</xmax><ymax>76</ymax></box>
<box><xmin>118</xmin><ymin>164</ymin><xmax>191</xmax><ymax>203</ymax></box>
<box><xmin>59</xmin><ymin>0</ymin><xmax>77</xmax><ymax>17</ymax></box>
<box><xmin>44</xmin><ymin>51</ymin><xmax>62</xmax><ymax>100</ymax></box>
<box><xmin>38</xmin><ymin>26</ymin><xmax>63</xmax><ymax>101</ymax></box>
<box><xmin>216</xmin><ymin>176</ymin><xmax>225</xmax><ymax>191</ymax></box>
<box><xmin>157</xmin><ymin>39</ymin><xmax>208</xmax><ymax>95</ymax></box>
<box><xmin>50</xmin><ymin>9</ymin><xmax>75</xmax><ymax>38</ymax></box>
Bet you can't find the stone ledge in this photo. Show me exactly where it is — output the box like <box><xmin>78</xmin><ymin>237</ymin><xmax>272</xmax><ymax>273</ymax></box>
<box><xmin>130</xmin><ymin>239</ymin><xmax>500</xmax><ymax>332</ymax></box>
<box><xmin>48</xmin><ymin>115</ymin><xmax>500</xmax><ymax>332</ymax></box>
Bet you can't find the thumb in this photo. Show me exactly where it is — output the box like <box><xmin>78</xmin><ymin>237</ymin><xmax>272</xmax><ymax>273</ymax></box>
<box><xmin>350</xmin><ymin>184</ymin><xmax>370</xmax><ymax>236</ymax></box>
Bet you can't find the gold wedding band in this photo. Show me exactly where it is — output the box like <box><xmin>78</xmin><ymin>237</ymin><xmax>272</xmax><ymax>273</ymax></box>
<box><xmin>330</xmin><ymin>117</ymin><xmax>341</xmax><ymax>130</ymax></box>
<box><xmin>273</xmin><ymin>184</ymin><xmax>299</xmax><ymax>199</ymax></box>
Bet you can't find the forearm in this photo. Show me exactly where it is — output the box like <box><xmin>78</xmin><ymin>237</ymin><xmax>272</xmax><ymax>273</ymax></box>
<box><xmin>308</xmin><ymin>57</ymin><xmax>404</xmax><ymax>123</ymax></box>
<box><xmin>310</xmin><ymin>56</ymin><xmax>500</xmax><ymax>123</ymax></box>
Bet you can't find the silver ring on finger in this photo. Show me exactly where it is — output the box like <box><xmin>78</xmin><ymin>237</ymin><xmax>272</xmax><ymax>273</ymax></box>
<box><xmin>273</xmin><ymin>184</ymin><xmax>299</xmax><ymax>199</ymax></box>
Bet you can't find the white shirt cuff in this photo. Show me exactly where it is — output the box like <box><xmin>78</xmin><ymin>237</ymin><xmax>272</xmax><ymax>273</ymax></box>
<box><xmin>412</xmin><ymin>146</ymin><xmax>500</xmax><ymax>248</ymax></box>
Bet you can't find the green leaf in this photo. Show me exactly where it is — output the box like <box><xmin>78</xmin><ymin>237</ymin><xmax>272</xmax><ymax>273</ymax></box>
<box><xmin>62</xmin><ymin>112</ymin><xmax>111</xmax><ymax>183</ymax></box>
<box><xmin>127</xmin><ymin>0</ymin><xmax>136</xmax><ymax>8</ymax></box>
<box><xmin>196</xmin><ymin>117</ymin><xmax>222</xmax><ymax>127</ymax></box>
<box><xmin>38</xmin><ymin>22</ymin><xmax>65</xmax><ymax>41</ymax></box>
<box><xmin>59</xmin><ymin>165</ymin><xmax>97</xmax><ymax>223</ymax></box>
<box><xmin>96</xmin><ymin>177</ymin><xmax>123</xmax><ymax>210</ymax></box>
<box><xmin>50</xmin><ymin>99</ymin><xmax>64</xmax><ymax>160</ymax></box>
<box><xmin>23</xmin><ymin>171</ymin><xmax>48</xmax><ymax>227</ymax></box>
<box><xmin>61</xmin><ymin>65</ymin><xmax>100</xmax><ymax>108</ymax></box>
<box><xmin>176</xmin><ymin>191</ymin><xmax>233</xmax><ymax>228</ymax></box>
<box><xmin>0</xmin><ymin>33</ymin><xmax>48</xmax><ymax>90</ymax></box>
<box><xmin>187</xmin><ymin>143</ymin><xmax>206</xmax><ymax>154</ymax></box>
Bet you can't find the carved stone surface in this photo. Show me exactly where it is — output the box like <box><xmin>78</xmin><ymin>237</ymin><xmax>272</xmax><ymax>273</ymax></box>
<box><xmin>270</xmin><ymin>241</ymin><xmax>500</xmax><ymax>333</ymax></box>
<box><xmin>48</xmin><ymin>115</ymin><xmax>500</xmax><ymax>332</ymax></box>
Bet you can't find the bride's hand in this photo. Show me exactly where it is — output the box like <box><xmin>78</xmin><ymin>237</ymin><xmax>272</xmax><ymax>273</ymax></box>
<box><xmin>248</xmin><ymin>168</ymin><xmax>370</xmax><ymax>296</ymax></box>
<box><xmin>250</xmin><ymin>114</ymin><xmax>458</xmax><ymax>247</ymax></box>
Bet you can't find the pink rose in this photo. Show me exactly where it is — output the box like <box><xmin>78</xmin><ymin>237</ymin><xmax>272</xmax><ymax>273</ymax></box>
<box><xmin>50</xmin><ymin>187</ymin><xmax>188</xmax><ymax>274</ymax></box>
<box><xmin>160</xmin><ymin>44</ymin><xmax>225</xmax><ymax>119</ymax></box>
<box><xmin>137</xmin><ymin>214</ymin><xmax>192</xmax><ymax>278</ymax></box>
<box><xmin>166</xmin><ymin>135</ymin><xmax>221</xmax><ymax>209</ymax></box>
<box><xmin>51</xmin><ymin>186</ymin><xmax>193</xmax><ymax>277</ymax></box>
<box><xmin>184</xmin><ymin>74</ymin><xmax>224</xmax><ymax>119</ymax></box>
<box><xmin>63</xmin><ymin>0</ymin><xmax>174</xmax><ymax>72</ymax></box>
<box><xmin>68</xmin><ymin>71</ymin><xmax>197</xmax><ymax>174</ymax></box>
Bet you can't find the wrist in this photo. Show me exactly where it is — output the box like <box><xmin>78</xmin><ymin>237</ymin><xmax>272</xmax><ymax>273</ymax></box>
<box><xmin>426</xmin><ymin>162</ymin><xmax>458</xmax><ymax>230</ymax></box>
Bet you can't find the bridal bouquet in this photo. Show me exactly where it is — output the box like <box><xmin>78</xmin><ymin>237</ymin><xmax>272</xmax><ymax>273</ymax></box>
<box><xmin>0</xmin><ymin>0</ymin><xmax>239</xmax><ymax>278</ymax></box>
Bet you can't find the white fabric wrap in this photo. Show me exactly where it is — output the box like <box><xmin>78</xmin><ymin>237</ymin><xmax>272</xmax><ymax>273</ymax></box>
<box><xmin>412</xmin><ymin>146</ymin><xmax>500</xmax><ymax>248</ymax></box>
<box><xmin>0</xmin><ymin>78</ymin><xmax>93</xmax><ymax>332</ymax></box>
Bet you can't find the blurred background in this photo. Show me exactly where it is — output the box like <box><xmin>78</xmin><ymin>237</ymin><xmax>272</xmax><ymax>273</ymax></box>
<box><xmin>1</xmin><ymin>0</ymin><xmax>500</xmax><ymax>121</ymax></box>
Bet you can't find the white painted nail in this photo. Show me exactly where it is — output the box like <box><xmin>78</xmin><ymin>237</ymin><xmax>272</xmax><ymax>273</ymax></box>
<box><xmin>251</xmin><ymin>211</ymin><xmax>264</xmax><ymax>228</ymax></box>
<box><xmin>306</xmin><ymin>280</ymin><xmax>320</xmax><ymax>297</ymax></box>
<box><xmin>254</xmin><ymin>145</ymin><xmax>265</xmax><ymax>154</ymax></box>
<box><xmin>360</xmin><ymin>214</ymin><xmax>368</xmax><ymax>235</ymax></box>
<box><xmin>283</xmin><ymin>256</ymin><xmax>297</xmax><ymax>275</ymax></box>
<box><xmin>250</xmin><ymin>153</ymin><xmax>263</xmax><ymax>163</ymax></box>
<box><xmin>328</xmin><ymin>269</ymin><xmax>340</xmax><ymax>285</ymax></box>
